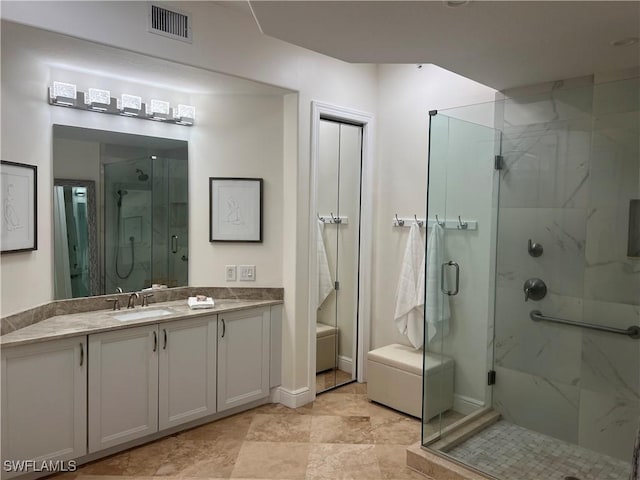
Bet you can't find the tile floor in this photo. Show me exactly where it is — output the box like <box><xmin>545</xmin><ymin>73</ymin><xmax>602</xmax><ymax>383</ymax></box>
<box><xmin>53</xmin><ymin>383</ymin><xmax>461</xmax><ymax>480</ymax></box>
<box><xmin>315</xmin><ymin>368</ymin><xmax>353</xmax><ymax>392</ymax></box>
<box><xmin>447</xmin><ymin>419</ymin><xmax>631</xmax><ymax>480</ymax></box>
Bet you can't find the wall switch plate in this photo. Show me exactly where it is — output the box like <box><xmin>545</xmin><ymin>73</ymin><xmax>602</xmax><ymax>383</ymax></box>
<box><xmin>239</xmin><ymin>265</ymin><xmax>256</xmax><ymax>281</ymax></box>
<box><xmin>225</xmin><ymin>265</ymin><xmax>237</xmax><ymax>281</ymax></box>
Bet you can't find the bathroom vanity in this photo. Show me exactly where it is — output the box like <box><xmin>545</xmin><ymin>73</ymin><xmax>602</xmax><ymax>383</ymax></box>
<box><xmin>0</xmin><ymin>299</ymin><xmax>282</xmax><ymax>479</ymax></box>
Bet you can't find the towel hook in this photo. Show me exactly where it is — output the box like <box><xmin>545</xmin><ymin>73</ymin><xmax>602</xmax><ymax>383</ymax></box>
<box><xmin>414</xmin><ymin>215</ymin><xmax>424</xmax><ymax>227</ymax></box>
<box><xmin>435</xmin><ymin>214</ymin><xmax>444</xmax><ymax>227</ymax></box>
<box><xmin>394</xmin><ymin>213</ymin><xmax>404</xmax><ymax>227</ymax></box>
<box><xmin>317</xmin><ymin>213</ymin><xmax>325</xmax><ymax>223</ymax></box>
<box><xmin>330</xmin><ymin>212</ymin><xmax>341</xmax><ymax>224</ymax></box>
<box><xmin>457</xmin><ymin>215</ymin><xmax>468</xmax><ymax>230</ymax></box>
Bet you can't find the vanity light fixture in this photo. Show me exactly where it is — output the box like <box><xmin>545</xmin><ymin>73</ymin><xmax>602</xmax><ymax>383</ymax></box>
<box><xmin>47</xmin><ymin>82</ymin><xmax>194</xmax><ymax>126</ymax></box>
<box><xmin>174</xmin><ymin>104</ymin><xmax>195</xmax><ymax>125</ymax></box>
<box><xmin>147</xmin><ymin>99</ymin><xmax>170</xmax><ymax>121</ymax></box>
<box><xmin>50</xmin><ymin>81</ymin><xmax>78</xmax><ymax>107</ymax></box>
<box><xmin>86</xmin><ymin>88</ymin><xmax>112</xmax><ymax>111</ymax></box>
<box><xmin>119</xmin><ymin>94</ymin><xmax>142</xmax><ymax>116</ymax></box>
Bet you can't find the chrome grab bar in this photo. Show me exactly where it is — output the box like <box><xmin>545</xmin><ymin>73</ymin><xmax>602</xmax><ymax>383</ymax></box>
<box><xmin>530</xmin><ymin>310</ymin><xmax>640</xmax><ymax>339</ymax></box>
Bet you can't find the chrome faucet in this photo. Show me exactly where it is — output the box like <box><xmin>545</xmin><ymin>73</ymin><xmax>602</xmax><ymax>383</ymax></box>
<box><xmin>127</xmin><ymin>292</ymin><xmax>140</xmax><ymax>309</ymax></box>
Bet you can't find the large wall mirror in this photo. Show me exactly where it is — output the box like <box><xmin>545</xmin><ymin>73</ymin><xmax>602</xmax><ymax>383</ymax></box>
<box><xmin>53</xmin><ymin>125</ymin><xmax>188</xmax><ymax>299</ymax></box>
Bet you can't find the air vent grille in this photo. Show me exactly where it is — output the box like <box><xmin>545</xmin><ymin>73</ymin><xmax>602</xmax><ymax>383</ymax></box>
<box><xmin>148</xmin><ymin>4</ymin><xmax>192</xmax><ymax>43</ymax></box>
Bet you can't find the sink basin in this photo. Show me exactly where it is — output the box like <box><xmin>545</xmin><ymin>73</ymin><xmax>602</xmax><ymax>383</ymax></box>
<box><xmin>113</xmin><ymin>308</ymin><xmax>173</xmax><ymax>322</ymax></box>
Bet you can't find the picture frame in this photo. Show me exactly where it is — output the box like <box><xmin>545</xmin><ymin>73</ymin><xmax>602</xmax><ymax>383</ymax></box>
<box><xmin>1</xmin><ymin>161</ymin><xmax>38</xmax><ymax>253</ymax></box>
<box><xmin>209</xmin><ymin>177</ymin><xmax>263</xmax><ymax>242</ymax></box>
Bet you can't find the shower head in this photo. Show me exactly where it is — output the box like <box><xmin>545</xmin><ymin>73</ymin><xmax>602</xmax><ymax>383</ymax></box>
<box><xmin>136</xmin><ymin>169</ymin><xmax>149</xmax><ymax>181</ymax></box>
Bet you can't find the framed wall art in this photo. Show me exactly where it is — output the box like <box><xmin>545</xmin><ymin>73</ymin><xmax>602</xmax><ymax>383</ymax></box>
<box><xmin>209</xmin><ymin>177</ymin><xmax>263</xmax><ymax>242</ymax></box>
<box><xmin>1</xmin><ymin>161</ymin><xmax>37</xmax><ymax>253</ymax></box>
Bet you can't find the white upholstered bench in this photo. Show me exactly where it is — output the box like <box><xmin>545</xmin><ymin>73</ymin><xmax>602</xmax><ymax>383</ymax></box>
<box><xmin>316</xmin><ymin>323</ymin><xmax>338</xmax><ymax>373</ymax></box>
<box><xmin>367</xmin><ymin>343</ymin><xmax>454</xmax><ymax>419</ymax></box>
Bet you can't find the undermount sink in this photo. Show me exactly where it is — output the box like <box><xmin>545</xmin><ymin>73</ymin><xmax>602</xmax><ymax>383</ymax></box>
<box><xmin>113</xmin><ymin>308</ymin><xmax>173</xmax><ymax>322</ymax></box>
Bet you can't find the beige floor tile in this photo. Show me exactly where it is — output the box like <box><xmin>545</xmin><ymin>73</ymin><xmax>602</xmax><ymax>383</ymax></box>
<box><xmin>374</xmin><ymin>445</ymin><xmax>429</xmax><ymax>480</ymax></box>
<box><xmin>370</xmin><ymin>416</ymin><xmax>421</xmax><ymax>445</ymax></box>
<box><xmin>251</xmin><ymin>402</ymin><xmax>312</xmax><ymax>416</ymax></box>
<box><xmin>230</xmin><ymin>442</ymin><xmax>309</xmax><ymax>479</ymax></box>
<box><xmin>75</xmin><ymin>477</ymin><xmax>156</xmax><ymax>480</ymax></box>
<box><xmin>366</xmin><ymin>400</ymin><xmax>416</xmax><ymax>421</ymax></box>
<box><xmin>310</xmin><ymin>393</ymin><xmax>371</xmax><ymax>417</ymax></box>
<box><xmin>310</xmin><ymin>416</ymin><xmax>374</xmax><ymax>444</ymax></box>
<box><xmin>171</xmin><ymin>439</ymin><xmax>243</xmax><ymax>477</ymax></box>
<box><xmin>245</xmin><ymin>414</ymin><xmax>312</xmax><ymax>442</ymax></box>
<box><xmin>179</xmin><ymin>412</ymin><xmax>254</xmax><ymax>442</ymax></box>
<box><xmin>306</xmin><ymin>444</ymin><xmax>383</xmax><ymax>480</ymax></box>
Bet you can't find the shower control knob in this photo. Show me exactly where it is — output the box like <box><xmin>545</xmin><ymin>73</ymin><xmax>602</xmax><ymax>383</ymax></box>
<box><xmin>523</xmin><ymin>278</ymin><xmax>547</xmax><ymax>302</ymax></box>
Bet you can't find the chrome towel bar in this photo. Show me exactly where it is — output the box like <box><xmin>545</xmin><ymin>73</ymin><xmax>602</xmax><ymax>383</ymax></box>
<box><xmin>530</xmin><ymin>310</ymin><xmax>640</xmax><ymax>339</ymax></box>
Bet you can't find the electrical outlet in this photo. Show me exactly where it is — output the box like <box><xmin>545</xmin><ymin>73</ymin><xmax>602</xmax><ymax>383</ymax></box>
<box><xmin>225</xmin><ymin>265</ymin><xmax>237</xmax><ymax>281</ymax></box>
<box><xmin>239</xmin><ymin>265</ymin><xmax>256</xmax><ymax>281</ymax></box>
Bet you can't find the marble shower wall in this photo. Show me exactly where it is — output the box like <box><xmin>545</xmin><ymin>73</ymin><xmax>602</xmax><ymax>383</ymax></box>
<box><xmin>493</xmin><ymin>76</ymin><xmax>640</xmax><ymax>463</ymax></box>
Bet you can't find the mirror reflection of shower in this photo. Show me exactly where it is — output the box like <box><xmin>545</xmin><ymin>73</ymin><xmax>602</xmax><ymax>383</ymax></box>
<box><xmin>103</xmin><ymin>150</ymin><xmax>188</xmax><ymax>294</ymax></box>
<box><xmin>52</xmin><ymin>126</ymin><xmax>189</xmax><ymax>298</ymax></box>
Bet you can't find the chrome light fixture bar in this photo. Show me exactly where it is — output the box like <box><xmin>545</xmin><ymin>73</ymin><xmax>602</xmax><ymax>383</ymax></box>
<box><xmin>47</xmin><ymin>82</ymin><xmax>195</xmax><ymax>126</ymax></box>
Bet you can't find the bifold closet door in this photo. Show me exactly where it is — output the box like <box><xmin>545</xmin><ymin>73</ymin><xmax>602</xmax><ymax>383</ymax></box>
<box><xmin>335</xmin><ymin>123</ymin><xmax>362</xmax><ymax>381</ymax></box>
<box><xmin>316</xmin><ymin>119</ymin><xmax>362</xmax><ymax>390</ymax></box>
<box><xmin>316</xmin><ymin>120</ymin><xmax>340</xmax><ymax>378</ymax></box>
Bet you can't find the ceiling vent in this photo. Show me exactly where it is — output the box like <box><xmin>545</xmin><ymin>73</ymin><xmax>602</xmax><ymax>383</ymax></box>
<box><xmin>148</xmin><ymin>4</ymin><xmax>192</xmax><ymax>43</ymax></box>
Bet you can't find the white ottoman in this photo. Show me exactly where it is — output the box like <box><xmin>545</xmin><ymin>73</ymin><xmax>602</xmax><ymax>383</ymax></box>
<box><xmin>316</xmin><ymin>323</ymin><xmax>338</xmax><ymax>373</ymax></box>
<box><xmin>367</xmin><ymin>344</ymin><xmax>454</xmax><ymax>419</ymax></box>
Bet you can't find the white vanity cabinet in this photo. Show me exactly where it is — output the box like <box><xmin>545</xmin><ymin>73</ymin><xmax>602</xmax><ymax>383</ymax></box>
<box><xmin>88</xmin><ymin>324</ymin><xmax>158</xmax><ymax>453</ymax></box>
<box><xmin>88</xmin><ymin>316</ymin><xmax>218</xmax><ymax>452</ymax></box>
<box><xmin>158</xmin><ymin>315</ymin><xmax>217</xmax><ymax>430</ymax></box>
<box><xmin>217</xmin><ymin>306</ymin><xmax>271</xmax><ymax>411</ymax></box>
<box><xmin>1</xmin><ymin>337</ymin><xmax>87</xmax><ymax>475</ymax></box>
<box><xmin>1</xmin><ymin>301</ymin><xmax>282</xmax><ymax>475</ymax></box>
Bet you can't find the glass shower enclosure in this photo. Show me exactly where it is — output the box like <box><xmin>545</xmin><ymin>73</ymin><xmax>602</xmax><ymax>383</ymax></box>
<box><xmin>104</xmin><ymin>155</ymin><xmax>188</xmax><ymax>294</ymax></box>
<box><xmin>422</xmin><ymin>76</ymin><xmax>639</xmax><ymax>480</ymax></box>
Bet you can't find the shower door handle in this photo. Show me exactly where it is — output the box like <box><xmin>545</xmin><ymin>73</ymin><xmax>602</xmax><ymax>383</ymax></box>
<box><xmin>440</xmin><ymin>261</ymin><xmax>460</xmax><ymax>296</ymax></box>
<box><xmin>171</xmin><ymin>235</ymin><xmax>178</xmax><ymax>254</ymax></box>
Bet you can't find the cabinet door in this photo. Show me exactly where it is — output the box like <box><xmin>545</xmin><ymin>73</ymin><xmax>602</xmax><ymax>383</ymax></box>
<box><xmin>217</xmin><ymin>307</ymin><xmax>270</xmax><ymax>411</ymax></box>
<box><xmin>158</xmin><ymin>315</ymin><xmax>217</xmax><ymax>430</ymax></box>
<box><xmin>1</xmin><ymin>337</ymin><xmax>87</xmax><ymax>476</ymax></box>
<box><xmin>88</xmin><ymin>325</ymin><xmax>158</xmax><ymax>453</ymax></box>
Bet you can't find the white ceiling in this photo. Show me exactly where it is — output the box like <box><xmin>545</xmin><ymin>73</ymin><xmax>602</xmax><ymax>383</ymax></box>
<box><xmin>249</xmin><ymin>1</ymin><xmax>640</xmax><ymax>90</ymax></box>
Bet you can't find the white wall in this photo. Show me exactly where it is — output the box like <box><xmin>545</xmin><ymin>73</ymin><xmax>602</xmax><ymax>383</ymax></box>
<box><xmin>373</xmin><ymin>64</ymin><xmax>496</xmax><ymax>406</ymax></box>
<box><xmin>189</xmin><ymin>94</ymin><xmax>284</xmax><ymax>287</ymax></box>
<box><xmin>0</xmin><ymin>1</ymin><xmax>378</xmax><ymax>400</ymax></box>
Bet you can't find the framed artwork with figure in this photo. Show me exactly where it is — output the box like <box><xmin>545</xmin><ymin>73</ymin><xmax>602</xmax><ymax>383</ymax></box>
<box><xmin>209</xmin><ymin>177</ymin><xmax>263</xmax><ymax>242</ymax></box>
<box><xmin>1</xmin><ymin>160</ymin><xmax>37</xmax><ymax>253</ymax></box>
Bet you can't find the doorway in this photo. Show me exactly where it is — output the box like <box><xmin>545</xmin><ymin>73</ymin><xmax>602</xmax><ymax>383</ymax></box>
<box><xmin>310</xmin><ymin>102</ymin><xmax>374</xmax><ymax>396</ymax></box>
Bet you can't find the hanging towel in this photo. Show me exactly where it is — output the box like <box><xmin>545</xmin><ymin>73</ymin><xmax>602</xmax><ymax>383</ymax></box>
<box><xmin>317</xmin><ymin>219</ymin><xmax>333</xmax><ymax>307</ymax></box>
<box><xmin>425</xmin><ymin>223</ymin><xmax>450</xmax><ymax>344</ymax></box>
<box><xmin>394</xmin><ymin>222</ymin><xmax>426</xmax><ymax>349</ymax></box>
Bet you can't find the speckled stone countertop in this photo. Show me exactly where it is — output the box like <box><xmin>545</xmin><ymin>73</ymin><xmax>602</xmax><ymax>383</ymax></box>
<box><xmin>1</xmin><ymin>298</ymin><xmax>282</xmax><ymax>348</ymax></box>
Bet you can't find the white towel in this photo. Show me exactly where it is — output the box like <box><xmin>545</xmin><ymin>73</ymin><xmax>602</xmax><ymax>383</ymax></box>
<box><xmin>425</xmin><ymin>223</ymin><xmax>450</xmax><ymax>344</ymax></box>
<box><xmin>187</xmin><ymin>296</ymin><xmax>215</xmax><ymax>309</ymax></box>
<box><xmin>394</xmin><ymin>222</ymin><xmax>426</xmax><ymax>349</ymax></box>
<box><xmin>317</xmin><ymin>219</ymin><xmax>333</xmax><ymax>307</ymax></box>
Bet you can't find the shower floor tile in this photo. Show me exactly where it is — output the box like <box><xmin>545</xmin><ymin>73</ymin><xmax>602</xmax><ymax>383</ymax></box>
<box><xmin>447</xmin><ymin>420</ymin><xmax>631</xmax><ymax>480</ymax></box>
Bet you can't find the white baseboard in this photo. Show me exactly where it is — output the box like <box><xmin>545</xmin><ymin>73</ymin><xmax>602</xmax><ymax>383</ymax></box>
<box><xmin>338</xmin><ymin>355</ymin><xmax>353</xmax><ymax>373</ymax></box>
<box><xmin>453</xmin><ymin>394</ymin><xmax>485</xmax><ymax>415</ymax></box>
<box><xmin>276</xmin><ymin>386</ymin><xmax>313</xmax><ymax>409</ymax></box>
